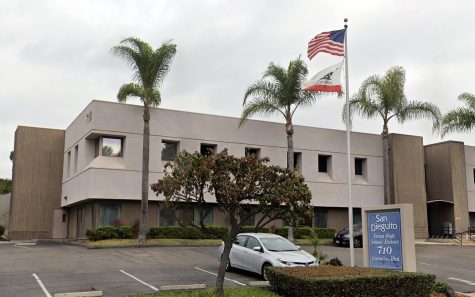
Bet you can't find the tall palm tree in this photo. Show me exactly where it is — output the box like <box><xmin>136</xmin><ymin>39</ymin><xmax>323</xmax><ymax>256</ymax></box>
<box><xmin>440</xmin><ymin>93</ymin><xmax>475</xmax><ymax>137</ymax></box>
<box><xmin>345</xmin><ymin>66</ymin><xmax>441</xmax><ymax>205</ymax></box>
<box><xmin>112</xmin><ymin>37</ymin><xmax>177</xmax><ymax>241</ymax></box>
<box><xmin>239</xmin><ymin>58</ymin><xmax>319</xmax><ymax>240</ymax></box>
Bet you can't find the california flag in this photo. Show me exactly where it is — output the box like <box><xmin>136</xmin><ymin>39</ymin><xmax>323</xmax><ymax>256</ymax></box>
<box><xmin>303</xmin><ymin>61</ymin><xmax>343</xmax><ymax>92</ymax></box>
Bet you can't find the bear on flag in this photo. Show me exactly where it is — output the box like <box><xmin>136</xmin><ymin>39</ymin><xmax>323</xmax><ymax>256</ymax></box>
<box><xmin>303</xmin><ymin>61</ymin><xmax>343</xmax><ymax>93</ymax></box>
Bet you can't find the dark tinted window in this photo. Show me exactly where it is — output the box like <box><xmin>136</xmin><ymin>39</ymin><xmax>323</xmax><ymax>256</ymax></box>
<box><xmin>318</xmin><ymin>155</ymin><xmax>330</xmax><ymax>173</ymax></box>
<box><xmin>245</xmin><ymin>147</ymin><xmax>261</xmax><ymax>158</ymax></box>
<box><xmin>162</xmin><ymin>141</ymin><xmax>179</xmax><ymax>161</ymax></box>
<box><xmin>200</xmin><ymin>143</ymin><xmax>217</xmax><ymax>156</ymax></box>
<box><xmin>355</xmin><ymin>158</ymin><xmax>366</xmax><ymax>176</ymax></box>
<box><xmin>245</xmin><ymin>237</ymin><xmax>261</xmax><ymax>249</ymax></box>
<box><xmin>234</xmin><ymin>235</ymin><xmax>248</xmax><ymax>247</ymax></box>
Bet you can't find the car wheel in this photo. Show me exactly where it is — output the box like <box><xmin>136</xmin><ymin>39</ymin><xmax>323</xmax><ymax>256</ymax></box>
<box><xmin>222</xmin><ymin>255</ymin><xmax>232</xmax><ymax>272</ymax></box>
<box><xmin>353</xmin><ymin>238</ymin><xmax>362</xmax><ymax>248</ymax></box>
<box><xmin>261</xmin><ymin>263</ymin><xmax>272</xmax><ymax>281</ymax></box>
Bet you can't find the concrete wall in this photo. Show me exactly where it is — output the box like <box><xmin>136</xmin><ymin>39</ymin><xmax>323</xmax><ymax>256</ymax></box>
<box><xmin>9</xmin><ymin>127</ymin><xmax>65</xmax><ymax>239</ymax></box>
<box><xmin>0</xmin><ymin>193</ymin><xmax>10</xmax><ymax>230</ymax></box>
<box><xmin>389</xmin><ymin>134</ymin><xmax>428</xmax><ymax>239</ymax></box>
<box><xmin>464</xmin><ymin>145</ymin><xmax>475</xmax><ymax>212</ymax></box>
<box><xmin>62</xmin><ymin>100</ymin><xmax>384</xmax><ymax>209</ymax></box>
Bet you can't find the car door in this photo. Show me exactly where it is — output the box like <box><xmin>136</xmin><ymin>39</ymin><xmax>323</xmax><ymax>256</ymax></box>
<box><xmin>229</xmin><ymin>235</ymin><xmax>248</xmax><ymax>270</ymax></box>
<box><xmin>240</xmin><ymin>236</ymin><xmax>264</xmax><ymax>273</ymax></box>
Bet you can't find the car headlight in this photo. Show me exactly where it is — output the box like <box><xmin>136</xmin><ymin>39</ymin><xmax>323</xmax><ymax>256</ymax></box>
<box><xmin>343</xmin><ymin>234</ymin><xmax>350</xmax><ymax>239</ymax></box>
<box><xmin>277</xmin><ymin>258</ymin><xmax>290</xmax><ymax>265</ymax></box>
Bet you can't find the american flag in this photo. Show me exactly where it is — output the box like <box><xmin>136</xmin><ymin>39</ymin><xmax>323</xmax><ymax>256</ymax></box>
<box><xmin>307</xmin><ymin>28</ymin><xmax>346</xmax><ymax>60</ymax></box>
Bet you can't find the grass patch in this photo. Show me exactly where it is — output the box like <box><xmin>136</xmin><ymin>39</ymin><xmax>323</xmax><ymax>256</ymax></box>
<box><xmin>128</xmin><ymin>287</ymin><xmax>279</xmax><ymax>297</ymax></box>
<box><xmin>293</xmin><ymin>238</ymin><xmax>333</xmax><ymax>246</ymax></box>
<box><xmin>84</xmin><ymin>238</ymin><xmax>222</xmax><ymax>248</ymax></box>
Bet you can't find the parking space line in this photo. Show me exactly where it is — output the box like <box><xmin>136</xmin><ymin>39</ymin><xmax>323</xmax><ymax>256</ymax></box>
<box><xmin>15</xmin><ymin>245</ymin><xmax>32</xmax><ymax>250</ymax></box>
<box><xmin>32</xmin><ymin>273</ymin><xmax>52</xmax><ymax>297</ymax></box>
<box><xmin>119</xmin><ymin>269</ymin><xmax>159</xmax><ymax>291</ymax></box>
<box><xmin>417</xmin><ymin>262</ymin><xmax>432</xmax><ymax>266</ymax></box>
<box><xmin>194</xmin><ymin>267</ymin><xmax>246</xmax><ymax>286</ymax></box>
<box><xmin>448</xmin><ymin>277</ymin><xmax>475</xmax><ymax>286</ymax></box>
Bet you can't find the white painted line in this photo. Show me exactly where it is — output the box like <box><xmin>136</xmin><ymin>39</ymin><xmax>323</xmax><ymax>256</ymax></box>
<box><xmin>33</xmin><ymin>273</ymin><xmax>52</xmax><ymax>297</ymax></box>
<box><xmin>119</xmin><ymin>270</ymin><xmax>159</xmax><ymax>291</ymax></box>
<box><xmin>160</xmin><ymin>284</ymin><xmax>207</xmax><ymax>291</ymax></box>
<box><xmin>194</xmin><ymin>267</ymin><xmax>246</xmax><ymax>286</ymax></box>
<box><xmin>448</xmin><ymin>277</ymin><xmax>475</xmax><ymax>286</ymax></box>
<box><xmin>417</xmin><ymin>262</ymin><xmax>432</xmax><ymax>266</ymax></box>
<box><xmin>15</xmin><ymin>245</ymin><xmax>32</xmax><ymax>249</ymax></box>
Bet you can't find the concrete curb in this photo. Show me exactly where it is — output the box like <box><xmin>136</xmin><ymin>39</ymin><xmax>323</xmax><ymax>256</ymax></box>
<box><xmin>160</xmin><ymin>284</ymin><xmax>207</xmax><ymax>291</ymax></box>
<box><xmin>54</xmin><ymin>291</ymin><xmax>102</xmax><ymax>297</ymax></box>
<box><xmin>83</xmin><ymin>244</ymin><xmax>221</xmax><ymax>250</ymax></box>
<box><xmin>248</xmin><ymin>281</ymin><xmax>270</xmax><ymax>287</ymax></box>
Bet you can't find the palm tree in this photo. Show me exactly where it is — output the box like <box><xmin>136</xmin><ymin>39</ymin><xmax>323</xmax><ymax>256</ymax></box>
<box><xmin>112</xmin><ymin>37</ymin><xmax>177</xmax><ymax>241</ymax></box>
<box><xmin>239</xmin><ymin>58</ymin><xmax>319</xmax><ymax>240</ymax></box>
<box><xmin>345</xmin><ymin>66</ymin><xmax>440</xmax><ymax>205</ymax></box>
<box><xmin>440</xmin><ymin>93</ymin><xmax>475</xmax><ymax>137</ymax></box>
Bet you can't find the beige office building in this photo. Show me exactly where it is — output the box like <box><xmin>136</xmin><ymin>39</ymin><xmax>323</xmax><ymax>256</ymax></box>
<box><xmin>8</xmin><ymin>100</ymin><xmax>475</xmax><ymax>240</ymax></box>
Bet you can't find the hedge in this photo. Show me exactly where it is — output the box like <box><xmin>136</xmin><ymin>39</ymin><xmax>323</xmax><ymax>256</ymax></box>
<box><xmin>86</xmin><ymin>225</ymin><xmax>133</xmax><ymax>241</ymax></box>
<box><xmin>266</xmin><ymin>266</ymin><xmax>436</xmax><ymax>297</ymax></box>
<box><xmin>0</xmin><ymin>225</ymin><xmax>4</xmax><ymax>236</ymax></box>
<box><xmin>148</xmin><ymin>226</ymin><xmax>228</xmax><ymax>239</ymax></box>
<box><xmin>275</xmin><ymin>227</ymin><xmax>336</xmax><ymax>239</ymax></box>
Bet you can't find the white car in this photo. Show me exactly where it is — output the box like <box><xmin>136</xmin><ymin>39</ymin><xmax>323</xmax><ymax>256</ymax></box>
<box><xmin>217</xmin><ymin>233</ymin><xmax>318</xmax><ymax>280</ymax></box>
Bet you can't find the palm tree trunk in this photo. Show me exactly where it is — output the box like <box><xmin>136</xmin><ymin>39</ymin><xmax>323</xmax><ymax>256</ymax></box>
<box><xmin>138</xmin><ymin>104</ymin><xmax>150</xmax><ymax>242</ymax></box>
<box><xmin>286</xmin><ymin>122</ymin><xmax>294</xmax><ymax>241</ymax></box>
<box><xmin>382</xmin><ymin>123</ymin><xmax>390</xmax><ymax>205</ymax></box>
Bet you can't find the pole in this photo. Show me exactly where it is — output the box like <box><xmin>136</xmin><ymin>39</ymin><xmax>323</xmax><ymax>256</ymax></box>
<box><xmin>344</xmin><ymin>18</ymin><xmax>355</xmax><ymax>267</ymax></box>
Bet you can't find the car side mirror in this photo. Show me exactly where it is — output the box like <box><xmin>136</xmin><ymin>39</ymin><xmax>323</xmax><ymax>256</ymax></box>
<box><xmin>296</xmin><ymin>245</ymin><xmax>301</xmax><ymax>250</ymax></box>
<box><xmin>253</xmin><ymin>246</ymin><xmax>263</xmax><ymax>253</ymax></box>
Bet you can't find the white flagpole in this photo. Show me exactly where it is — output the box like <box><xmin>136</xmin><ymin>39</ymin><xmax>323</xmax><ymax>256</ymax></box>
<box><xmin>344</xmin><ymin>18</ymin><xmax>355</xmax><ymax>267</ymax></box>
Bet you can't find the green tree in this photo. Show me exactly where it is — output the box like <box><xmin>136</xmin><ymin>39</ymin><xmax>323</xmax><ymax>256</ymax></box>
<box><xmin>440</xmin><ymin>93</ymin><xmax>475</xmax><ymax>137</ymax></box>
<box><xmin>345</xmin><ymin>66</ymin><xmax>440</xmax><ymax>204</ymax></box>
<box><xmin>239</xmin><ymin>58</ymin><xmax>318</xmax><ymax>240</ymax></box>
<box><xmin>151</xmin><ymin>149</ymin><xmax>312</xmax><ymax>297</ymax></box>
<box><xmin>112</xmin><ymin>37</ymin><xmax>177</xmax><ymax>241</ymax></box>
<box><xmin>0</xmin><ymin>179</ymin><xmax>12</xmax><ymax>194</ymax></box>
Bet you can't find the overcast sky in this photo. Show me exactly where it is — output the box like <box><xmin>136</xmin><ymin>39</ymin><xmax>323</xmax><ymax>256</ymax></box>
<box><xmin>1</xmin><ymin>0</ymin><xmax>475</xmax><ymax>178</ymax></box>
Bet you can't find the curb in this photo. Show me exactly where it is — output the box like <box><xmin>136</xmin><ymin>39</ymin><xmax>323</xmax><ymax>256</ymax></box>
<box><xmin>83</xmin><ymin>243</ymin><xmax>221</xmax><ymax>249</ymax></box>
<box><xmin>248</xmin><ymin>281</ymin><xmax>270</xmax><ymax>287</ymax></box>
<box><xmin>54</xmin><ymin>291</ymin><xmax>103</xmax><ymax>297</ymax></box>
<box><xmin>160</xmin><ymin>284</ymin><xmax>207</xmax><ymax>291</ymax></box>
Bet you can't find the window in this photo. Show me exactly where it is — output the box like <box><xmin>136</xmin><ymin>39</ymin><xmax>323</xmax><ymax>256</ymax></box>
<box><xmin>101</xmin><ymin>137</ymin><xmax>123</xmax><ymax>157</ymax></box>
<box><xmin>161</xmin><ymin>140</ymin><xmax>179</xmax><ymax>161</ymax></box>
<box><xmin>294</xmin><ymin>152</ymin><xmax>302</xmax><ymax>173</ymax></box>
<box><xmin>200</xmin><ymin>143</ymin><xmax>217</xmax><ymax>156</ymax></box>
<box><xmin>62</xmin><ymin>213</ymin><xmax>67</xmax><ymax>223</ymax></box>
<box><xmin>353</xmin><ymin>208</ymin><xmax>362</xmax><ymax>225</ymax></box>
<box><xmin>355</xmin><ymin>158</ymin><xmax>366</xmax><ymax>176</ymax></box>
<box><xmin>176</xmin><ymin>208</ymin><xmax>194</xmax><ymax>226</ymax></box>
<box><xmin>159</xmin><ymin>207</ymin><xmax>175</xmax><ymax>226</ymax></box>
<box><xmin>194</xmin><ymin>207</ymin><xmax>213</xmax><ymax>225</ymax></box>
<box><xmin>67</xmin><ymin>151</ymin><xmax>71</xmax><ymax>177</ymax></box>
<box><xmin>318</xmin><ymin>155</ymin><xmax>331</xmax><ymax>173</ymax></box>
<box><xmin>314</xmin><ymin>208</ymin><xmax>328</xmax><ymax>228</ymax></box>
<box><xmin>240</xmin><ymin>208</ymin><xmax>255</xmax><ymax>226</ymax></box>
<box><xmin>473</xmin><ymin>168</ymin><xmax>475</xmax><ymax>184</ymax></box>
<box><xmin>245</xmin><ymin>236</ymin><xmax>262</xmax><ymax>250</ymax></box>
<box><xmin>245</xmin><ymin>147</ymin><xmax>261</xmax><ymax>158</ymax></box>
<box><xmin>99</xmin><ymin>203</ymin><xmax>120</xmax><ymax>226</ymax></box>
<box><xmin>74</xmin><ymin>145</ymin><xmax>78</xmax><ymax>174</ymax></box>
<box><xmin>234</xmin><ymin>235</ymin><xmax>248</xmax><ymax>247</ymax></box>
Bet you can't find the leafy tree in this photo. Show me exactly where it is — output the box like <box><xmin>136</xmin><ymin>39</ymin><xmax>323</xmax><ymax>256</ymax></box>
<box><xmin>112</xmin><ymin>37</ymin><xmax>177</xmax><ymax>241</ymax></box>
<box><xmin>239</xmin><ymin>58</ymin><xmax>318</xmax><ymax>240</ymax></box>
<box><xmin>440</xmin><ymin>92</ymin><xmax>475</xmax><ymax>137</ymax></box>
<box><xmin>9</xmin><ymin>151</ymin><xmax>14</xmax><ymax>165</ymax></box>
<box><xmin>344</xmin><ymin>66</ymin><xmax>440</xmax><ymax>204</ymax></box>
<box><xmin>151</xmin><ymin>149</ymin><xmax>312</xmax><ymax>297</ymax></box>
<box><xmin>0</xmin><ymin>179</ymin><xmax>12</xmax><ymax>194</ymax></box>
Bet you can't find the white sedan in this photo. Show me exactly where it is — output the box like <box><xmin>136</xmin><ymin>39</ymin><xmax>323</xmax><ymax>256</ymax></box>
<box><xmin>217</xmin><ymin>233</ymin><xmax>318</xmax><ymax>280</ymax></box>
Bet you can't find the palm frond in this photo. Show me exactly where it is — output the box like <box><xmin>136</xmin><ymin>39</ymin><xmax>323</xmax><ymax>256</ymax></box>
<box><xmin>117</xmin><ymin>83</ymin><xmax>145</xmax><ymax>103</ymax></box>
<box><xmin>458</xmin><ymin>92</ymin><xmax>475</xmax><ymax>110</ymax></box>
<box><xmin>380</xmin><ymin>66</ymin><xmax>406</xmax><ymax>111</ymax></box>
<box><xmin>150</xmin><ymin>41</ymin><xmax>177</xmax><ymax>88</ymax></box>
<box><xmin>342</xmin><ymin>96</ymin><xmax>382</xmax><ymax>127</ymax></box>
<box><xmin>440</xmin><ymin>107</ymin><xmax>475</xmax><ymax>137</ymax></box>
<box><xmin>243</xmin><ymin>80</ymin><xmax>279</xmax><ymax>106</ymax></box>
<box><xmin>396</xmin><ymin>101</ymin><xmax>441</xmax><ymax>131</ymax></box>
<box><xmin>239</xmin><ymin>98</ymin><xmax>285</xmax><ymax>127</ymax></box>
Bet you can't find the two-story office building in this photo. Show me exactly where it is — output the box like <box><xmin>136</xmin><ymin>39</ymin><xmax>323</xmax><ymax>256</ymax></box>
<box><xmin>8</xmin><ymin>100</ymin><xmax>475</xmax><ymax>240</ymax></box>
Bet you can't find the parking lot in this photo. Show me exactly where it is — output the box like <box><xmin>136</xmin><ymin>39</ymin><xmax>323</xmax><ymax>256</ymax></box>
<box><xmin>0</xmin><ymin>242</ymin><xmax>474</xmax><ymax>296</ymax></box>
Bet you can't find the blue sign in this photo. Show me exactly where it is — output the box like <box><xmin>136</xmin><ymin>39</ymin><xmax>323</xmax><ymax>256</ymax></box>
<box><xmin>367</xmin><ymin>211</ymin><xmax>403</xmax><ymax>270</ymax></box>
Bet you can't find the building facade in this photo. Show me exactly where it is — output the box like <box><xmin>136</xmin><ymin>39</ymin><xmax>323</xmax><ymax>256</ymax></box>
<box><xmin>8</xmin><ymin>100</ymin><xmax>475</xmax><ymax>240</ymax></box>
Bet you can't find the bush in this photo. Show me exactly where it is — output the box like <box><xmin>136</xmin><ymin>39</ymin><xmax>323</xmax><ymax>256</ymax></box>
<box><xmin>433</xmin><ymin>281</ymin><xmax>448</xmax><ymax>293</ymax></box>
<box><xmin>86</xmin><ymin>225</ymin><xmax>134</xmax><ymax>241</ymax></box>
<box><xmin>275</xmin><ymin>227</ymin><xmax>335</xmax><ymax>239</ymax></box>
<box><xmin>323</xmin><ymin>257</ymin><xmax>343</xmax><ymax>266</ymax></box>
<box><xmin>266</xmin><ymin>266</ymin><xmax>436</xmax><ymax>297</ymax></box>
<box><xmin>148</xmin><ymin>226</ymin><xmax>228</xmax><ymax>239</ymax></box>
<box><xmin>0</xmin><ymin>225</ymin><xmax>4</xmax><ymax>236</ymax></box>
<box><xmin>240</xmin><ymin>226</ymin><xmax>270</xmax><ymax>233</ymax></box>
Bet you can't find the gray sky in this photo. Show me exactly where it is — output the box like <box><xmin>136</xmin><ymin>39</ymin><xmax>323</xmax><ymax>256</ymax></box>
<box><xmin>1</xmin><ymin>0</ymin><xmax>475</xmax><ymax>178</ymax></box>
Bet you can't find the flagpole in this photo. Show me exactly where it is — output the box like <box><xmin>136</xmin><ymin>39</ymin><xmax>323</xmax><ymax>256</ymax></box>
<box><xmin>344</xmin><ymin>18</ymin><xmax>355</xmax><ymax>267</ymax></box>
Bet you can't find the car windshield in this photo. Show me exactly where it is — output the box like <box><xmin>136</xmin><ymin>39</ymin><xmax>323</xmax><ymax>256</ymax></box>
<box><xmin>342</xmin><ymin>224</ymin><xmax>362</xmax><ymax>232</ymax></box>
<box><xmin>260</xmin><ymin>237</ymin><xmax>299</xmax><ymax>252</ymax></box>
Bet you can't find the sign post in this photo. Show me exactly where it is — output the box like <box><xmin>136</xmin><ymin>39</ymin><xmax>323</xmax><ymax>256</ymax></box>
<box><xmin>362</xmin><ymin>204</ymin><xmax>416</xmax><ymax>272</ymax></box>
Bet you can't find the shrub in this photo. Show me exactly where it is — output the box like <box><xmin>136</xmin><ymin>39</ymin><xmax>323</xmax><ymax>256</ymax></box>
<box><xmin>433</xmin><ymin>281</ymin><xmax>448</xmax><ymax>293</ymax></box>
<box><xmin>148</xmin><ymin>226</ymin><xmax>228</xmax><ymax>239</ymax></box>
<box><xmin>266</xmin><ymin>266</ymin><xmax>436</xmax><ymax>297</ymax></box>
<box><xmin>86</xmin><ymin>225</ymin><xmax>134</xmax><ymax>241</ymax></box>
<box><xmin>275</xmin><ymin>227</ymin><xmax>335</xmax><ymax>239</ymax></box>
<box><xmin>132</xmin><ymin>219</ymin><xmax>140</xmax><ymax>238</ymax></box>
<box><xmin>323</xmin><ymin>257</ymin><xmax>343</xmax><ymax>266</ymax></box>
<box><xmin>240</xmin><ymin>226</ymin><xmax>270</xmax><ymax>233</ymax></box>
<box><xmin>0</xmin><ymin>225</ymin><xmax>4</xmax><ymax>236</ymax></box>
